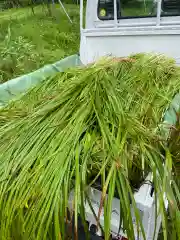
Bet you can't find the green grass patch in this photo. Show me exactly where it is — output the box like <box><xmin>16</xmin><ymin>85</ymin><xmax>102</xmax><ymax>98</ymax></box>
<box><xmin>0</xmin><ymin>4</ymin><xmax>80</xmax><ymax>83</ymax></box>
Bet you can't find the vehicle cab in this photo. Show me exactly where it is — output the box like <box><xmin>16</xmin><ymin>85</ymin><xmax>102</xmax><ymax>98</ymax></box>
<box><xmin>80</xmin><ymin>0</ymin><xmax>180</xmax><ymax>65</ymax></box>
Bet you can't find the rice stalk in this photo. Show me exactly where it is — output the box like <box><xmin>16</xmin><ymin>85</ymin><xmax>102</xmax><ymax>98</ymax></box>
<box><xmin>0</xmin><ymin>54</ymin><xmax>179</xmax><ymax>239</ymax></box>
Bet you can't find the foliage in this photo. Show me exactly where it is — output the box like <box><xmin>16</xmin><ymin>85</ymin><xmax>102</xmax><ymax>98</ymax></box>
<box><xmin>0</xmin><ymin>54</ymin><xmax>180</xmax><ymax>239</ymax></box>
<box><xmin>0</xmin><ymin>0</ymin><xmax>79</xmax><ymax>9</ymax></box>
<box><xmin>0</xmin><ymin>27</ymin><xmax>40</xmax><ymax>83</ymax></box>
<box><xmin>168</xmin><ymin>113</ymin><xmax>180</xmax><ymax>187</ymax></box>
<box><xmin>0</xmin><ymin>4</ymin><xmax>80</xmax><ymax>82</ymax></box>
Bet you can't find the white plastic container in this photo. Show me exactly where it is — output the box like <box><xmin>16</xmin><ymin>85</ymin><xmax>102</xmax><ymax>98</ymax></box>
<box><xmin>69</xmin><ymin>174</ymin><xmax>168</xmax><ymax>240</ymax></box>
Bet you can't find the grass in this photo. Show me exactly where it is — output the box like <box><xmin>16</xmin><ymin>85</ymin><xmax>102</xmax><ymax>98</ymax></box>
<box><xmin>0</xmin><ymin>4</ymin><xmax>80</xmax><ymax>83</ymax></box>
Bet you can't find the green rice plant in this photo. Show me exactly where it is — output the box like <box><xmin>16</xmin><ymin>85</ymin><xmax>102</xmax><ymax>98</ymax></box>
<box><xmin>0</xmin><ymin>54</ymin><xmax>180</xmax><ymax>240</ymax></box>
<box><xmin>167</xmin><ymin>112</ymin><xmax>180</xmax><ymax>188</ymax></box>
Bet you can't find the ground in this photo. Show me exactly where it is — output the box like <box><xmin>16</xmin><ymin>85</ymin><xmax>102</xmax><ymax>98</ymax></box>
<box><xmin>0</xmin><ymin>4</ymin><xmax>80</xmax><ymax>83</ymax></box>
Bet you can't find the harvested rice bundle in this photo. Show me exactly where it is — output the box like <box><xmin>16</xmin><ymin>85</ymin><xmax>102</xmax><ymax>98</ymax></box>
<box><xmin>0</xmin><ymin>54</ymin><xmax>180</xmax><ymax>240</ymax></box>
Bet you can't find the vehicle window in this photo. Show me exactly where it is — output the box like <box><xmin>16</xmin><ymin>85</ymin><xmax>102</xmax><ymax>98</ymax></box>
<box><xmin>98</xmin><ymin>0</ymin><xmax>121</xmax><ymax>20</ymax></box>
<box><xmin>98</xmin><ymin>0</ymin><xmax>180</xmax><ymax>20</ymax></box>
<box><xmin>120</xmin><ymin>0</ymin><xmax>156</xmax><ymax>18</ymax></box>
<box><xmin>161</xmin><ymin>0</ymin><xmax>180</xmax><ymax>16</ymax></box>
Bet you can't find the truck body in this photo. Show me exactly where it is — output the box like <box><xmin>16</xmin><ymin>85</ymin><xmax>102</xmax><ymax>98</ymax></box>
<box><xmin>80</xmin><ymin>0</ymin><xmax>180</xmax><ymax>65</ymax></box>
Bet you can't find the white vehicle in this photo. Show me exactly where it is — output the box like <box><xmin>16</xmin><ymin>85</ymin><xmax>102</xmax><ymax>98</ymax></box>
<box><xmin>80</xmin><ymin>0</ymin><xmax>180</xmax><ymax>65</ymax></box>
<box><xmin>68</xmin><ymin>1</ymin><xmax>179</xmax><ymax>239</ymax></box>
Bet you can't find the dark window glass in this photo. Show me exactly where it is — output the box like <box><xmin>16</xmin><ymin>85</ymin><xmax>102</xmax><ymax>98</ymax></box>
<box><xmin>98</xmin><ymin>0</ymin><xmax>180</xmax><ymax>20</ymax></box>
<box><xmin>161</xmin><ymin>0</ymin><xmax>180</xmax><ymax>16</ymax></box>
<box><xmin>120</xmin><ymin>0</ymin><xmax>156</xmax><ymax>18</ymax></box>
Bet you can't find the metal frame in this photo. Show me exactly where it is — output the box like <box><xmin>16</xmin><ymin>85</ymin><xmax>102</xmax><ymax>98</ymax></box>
<box><xmin>57</xmin><ymin>0</ymin><xmax>73</xmax><ymax>24</ymax></box>
<box><xmin>80</xmin><ymin>0</ymin><xmax>83</xmax><ymax>30</ymax></box>
<box><xmin>113</xmin><ymin>0</ymin><xmax>118</xmax><ymax>27</ymax></box>
<box><xmin>83</xmin><ymin>27</ymin><xmax>180</xmax><ymax>35</ymax></box>
<box><xmin>156</xmin><ymin>0</ymin><xmax>162</xmax><ymax>26</ymax></box>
